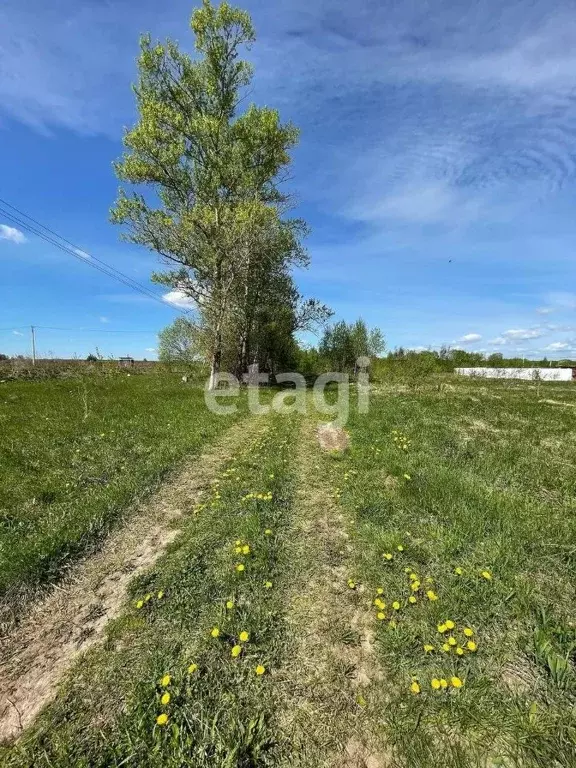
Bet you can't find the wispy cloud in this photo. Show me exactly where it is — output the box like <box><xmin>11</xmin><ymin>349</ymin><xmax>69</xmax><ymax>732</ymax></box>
<box><xmin>502</xmin><ymin>328</ymin><xmax>544</xmax><ymax>340</ymax></box>
<box><xmin>99</xmin><ymin>316</ymin><xmax>109</xmax><ymax>323</ymax></box>
<box><xmin>545</xmin><ymin>341</ymin><xmax>573</xmax><ymax>351</ymax></box>
<box><xmin>0</xmin><ymin>224</ymin><xmax>26</xmax><ymax>244</ymax></box>
<box><xmin>12</xmin><ymin>330</ymin><xmax>24</xmax><ymax>336</ymax></box>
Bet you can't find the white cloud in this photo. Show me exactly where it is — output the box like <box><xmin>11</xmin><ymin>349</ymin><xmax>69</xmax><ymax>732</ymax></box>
<box><xmin>0</xmin><ymin>224</ymin><xmax>26</xmax><ymax>244</ymax></box>
<box><xmin>12</xmin><ymin>330</ymin><xmax>24</xmax><ymax>336</ymax></box>
<box><xmin>458</xmin><ymin>333</ymin><xmax>482</xmax><ymax>344</ymax></box>
<box><xmin>99</xmin><ymin>316</ymin><xmax>109</xmax><ymax>323</ymax></box>
<box><xmin>74</xmin><ymin>248</ymin><xmax>91</xmax><ymax>259</ymax></box>
<box><xmin>163</xmin><ymin>290</ymin><xmax>196</xmax><ymax>309</ymax></box>
<box><xmin>488</xmin><ymin>336</ymin><xmax>508</xmax><ymax>346</ymax></box>
<box><xmin>502</xmin><ymin>328</ymin><xmax>544</xmax><ymax>340</ymax></box>
<box><xmin>545</xmin><ymin>341</ymin><xmax>571</xmax><ymax>351</ymax></box>
<box><xmin>536</xmin><ymin>307</ymin><xmax>553</xmax><ymax>315</ymax></box>
<box><xmin>145</xmin><ymin>347</ymin><xmax>156</xmax><ymax>353</ymax></box>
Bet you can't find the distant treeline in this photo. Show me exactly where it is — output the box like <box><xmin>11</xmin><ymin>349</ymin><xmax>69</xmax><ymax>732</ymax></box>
<box><xmin>296</xmin><ymin>344</ymin><xmax>576</xmax><ymax>380</ymax></box>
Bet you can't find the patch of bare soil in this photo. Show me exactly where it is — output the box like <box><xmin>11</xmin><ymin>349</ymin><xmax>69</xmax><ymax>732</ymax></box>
<box><xmin>274</xmin><ymin>419</ymin><xmax>389</xmax><ymax>768</ymax></box>
<box><xmin>0</xmin><ymin>417</ymin><xmax>254</xmax><ymax>744</ymax></box>
<box><xmin>317</xmin><ymin>422</ymin><xmax>350</xmax><ymax>452</ymax></box>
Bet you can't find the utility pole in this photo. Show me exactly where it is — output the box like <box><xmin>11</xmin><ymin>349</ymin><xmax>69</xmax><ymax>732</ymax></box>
<box><xmin>31</xmin><ymin>325</ymin><xmax>36</xmax><ymax>365</ymax></box>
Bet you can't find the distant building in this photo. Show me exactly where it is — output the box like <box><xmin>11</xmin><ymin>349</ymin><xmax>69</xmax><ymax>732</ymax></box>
<box><xmin>455</xmin><ymin>367</ymin><xmax>575</xmax><ymax>381</ymax></box>
<box><xmin>118</xmin><ymin>356</ymin><xmax>135</xmax><ymax>368</ymax></box>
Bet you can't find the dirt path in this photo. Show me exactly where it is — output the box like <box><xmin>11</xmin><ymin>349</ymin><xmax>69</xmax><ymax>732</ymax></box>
<box><xmin>275</xmin><ymin>418</ymin><xmax>388</xmax><ymax>768</ymax></box>
<box><xmin>0</xmin><ymin>416</ymin><xmax>256</xmax><ymax>744</ymax></box>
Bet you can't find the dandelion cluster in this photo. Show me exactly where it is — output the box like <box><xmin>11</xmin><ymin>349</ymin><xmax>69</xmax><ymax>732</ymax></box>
<box><xmin>241</xmin><ymin>491</ymin><xmax>273</xmax><ymax>502</ymax></box>
<box><xmin>135</xmin><ymin>590</ymin><xmax>165</xmax><ymax>610</ymax></box>
<box><xmin>433</xmin><ymin>623</ymin><xmax>477</xmax><ymax>656</ymax></box>
<box><xmin>391</xmin><ymin>430</ymin><xmax>411</xmax><ymax>450</ymax></box>
<box><xmin>410</xmin><ymin>675</ymin><xmax>463</xmax><ymax>694</ymax></box>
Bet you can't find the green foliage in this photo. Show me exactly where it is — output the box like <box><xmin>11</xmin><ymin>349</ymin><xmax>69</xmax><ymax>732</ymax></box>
<box><xmin>319</xmin><ymin>319</ymin><xmax>385</xmax><ymax>373</ymax></box>
<box><xmin>158</xmin><ymin>317</ymin><xmax>205</xmax><ymax>363</ymax></box>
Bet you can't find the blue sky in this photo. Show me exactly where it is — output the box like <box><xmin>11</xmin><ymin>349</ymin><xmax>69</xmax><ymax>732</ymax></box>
<box><xmin>2</xmin><ymin>0</ymin><xmax>576</xmax><ymax>360</ymax></box>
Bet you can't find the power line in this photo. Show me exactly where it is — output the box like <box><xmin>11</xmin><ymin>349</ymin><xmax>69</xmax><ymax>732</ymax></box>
<box><xmin>0</xmin><ymin>198</ymin><xmax>191</xmax><ymax>316</ymax></box>
<box><xmin>0</xmin><ymin>325</ymin><xmax>157</xmax><ymax>334</ymax></box>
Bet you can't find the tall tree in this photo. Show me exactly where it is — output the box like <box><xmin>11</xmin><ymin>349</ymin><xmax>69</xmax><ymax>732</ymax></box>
<box><xmin>111</xmin><ymin>0</ymin><xmax>303</xmax><ymax>387</ymax></box>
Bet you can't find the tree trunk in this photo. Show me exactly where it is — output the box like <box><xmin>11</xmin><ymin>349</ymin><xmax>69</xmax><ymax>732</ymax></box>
<box><xmin>208</xmin><ymin>324</ymin><xmax>222</xmax><ymax>390</ymax></box>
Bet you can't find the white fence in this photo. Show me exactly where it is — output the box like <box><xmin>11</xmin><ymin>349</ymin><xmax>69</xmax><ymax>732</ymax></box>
<box><xmin>455</xmin><ymin>367</ymin><xmax>574</xmax><ymax>381</ymax></box>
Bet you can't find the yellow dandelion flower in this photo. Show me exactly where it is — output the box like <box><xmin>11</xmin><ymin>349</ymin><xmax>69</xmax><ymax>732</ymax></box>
<box><xmin>423</xmin><ymin>644</ymin><xmax>435</xmax><ymax>653</ymax></box>
<box><xmin>445</xmin><ymin>620</ymin><xmax>455</xmax><ymax>630</ymax></box>
<box><xmin>437</xmin><ymin>623</ymin><xmax>448</xmax><ymax>633</ymax></box>
<box><xmin>454</xmin><ymin>567</ymin><xmax>463</xmax><ymax>575</ymax></box>
<box><xmin>235</xmin><ymin>539</ymin><xmax>242</xmax><ymax>546</ymax></box>
<box><xmin>463</xmin><ymin>627</ymin><xmax>474</xmax><ymax>637</ymax></box>
<box><xmin>239</xmin><ymin>631</ymin><xmax>249</xmax><ymax>642</ymax></box>
<box><xmin>156</xmin><ymin>713</ymin><xmax>169</xmax><ymax>726</ymax></box>
<box><xmin>442</xmin><ymin>642</ymin><xmax>451</xmax><ymax>652</ymax></box>
<box><xmin>410</xmin><ymin>681</ymin><xmax>421</xmax><ymax>694</ymax></box>
<box><xmin>448</xmin><ymin>637</ymin><xmax>457</xmax><ymax>646</ymax></box>
<box><xmin>226</xmin><ymin>600</ymin><xmax>234</xmax><ymax>610</ymax></box>
<box><xmin>255</xmin><ymin>664</ymin><xmax>266</xmax><ymax>675</ymax></box>
<box><xmin>451</xmin><ymin>676</ymin><xmax>463</xmax><ymax>688</ymax></box>
<box><xmin>160</xmin><ymin>675</ymin><xmax>171</xmax><ymax>687</ymax></box>
<box><xmin>440</xmin><ymin>678</ymin><xmax>448</xmax><ymax>688</ymax></box>
<box><xmin>236</xmin><ymin>563</ymin><xmax>245</xmax><ymax>572</ymax></box>
<box><xmin>404</xmin><ymin>567</ymin><xmax>411</xmax><ymax>573</ymax></box>
<box><xmin>456</xmin><ymin>647</ymin><xmax>465</xmax><ymax>656</ymax></box>
<box><xmin>426</xmin><ymin>590</ymin><xmax>438</xmax><ymax>601</ymax></box>
<box><xmin>348</xmin><ymin>580</ymin><xmax>356</xmax><ymax>589</ymax></box>
<box><xmin>431</xmin><ymin>678</ymin><xmax>441</xmax><ymax>690</ymax></box>
<box><xmin>265</xmin><ymin>581</ymin><xmax>273</xmax><ymax>588</ymax></box>
<box><xmin>408</xmin><ymin>596</ymin><xmax>417</xmax><ymax>604</ymax></box>
<box><xmin>157</xmin><ymin>591</ymin><xmax>164</xmax><ymax>599</ymax></box>
<box><xmin>397</xmin><ymin>545</ymin><xmax>404</xmax><ymax>552</ymax></box>
<box><xmin>161</xmin><ymin>692</ymin><xmax>170</xmax><ymax>705</ymax></box>
<box><xmin>392</xmin><ymin>601</ymin><xmax>401</xmax><ymax>610</ymax></box>
<box><xmin>481</xmin><ymin>570</ymin><xmax>492</xmax><ymax>580</ymax></box>
<box><xmin>466</xmin><ymin>640</ymin><xmax>477</xmax><ymax>652</ymax></box>
<box><xmin>403</xmin><ymin>474</ymin><xmax>411</xmax><ymax>480</ymax></box>
<box><xmin>383</xmin><ymin>553</ymin><xmax>393</xmax><ymax>561</ymax></box>
<box><xmin>242</xmin><ymin>545</ymin><xmax>250</xmax><ymax>555</ymax></box>
<box><xmin>211</xmin><ymin>627</ymin><xmax>220</xmax><ymax>638</ymax></box>
<box><xmin>377</xmin><ymin>612</ymin><xmax>386</xmax><ymax>620</ymax></box>
<box><xmin>144</xmin><ymin>594</ymin><xmax>151</xmax><ymax>602</ymax></box>
<box><xmin>410</xmin><ymin>581</ymin><xmax>420</xmax><ymax>591</ymax></box>
<box><xmin>265</xmin><ymin>529</ymin><xmax>272</xmax><ymax>535</ymax></box>
<box><xmin>235</xmin><ymin>546</ymin><xmax>242</xmax><ymax>554</ymax></box>
<box><xmin>231</xmin><ymin>645</ymin><xmax>242</xmax><ymax>658</ymax></box>
<box><xmin>409</xmin><ymin>573</ymin><xmax>418</xmax><ymax>581</ymax></box>
<box><xmin>376</xmin><ymin>587</ymin><xmax>384</xmax><ymax>595</ymax></box>
<box><xmin>188</xmin><ymin>663</ymin><xmax>198</xmax><ymax>674</ymax></box>
<box><xmin>136</xmin><ymin>600</ymin><xmax>144</xmax><ymax>609</ymax></box>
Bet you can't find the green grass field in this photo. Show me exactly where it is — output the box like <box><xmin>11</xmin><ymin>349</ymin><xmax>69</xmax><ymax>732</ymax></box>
<box><xmin>1</xmin><ymin>375</ymin><xmax>576</xmax><ymax>767</ymax></box>
<box><xmin>0</xmin><ymin>373</ymin><xmax>242</xmax><ymax>620</ymax></box>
